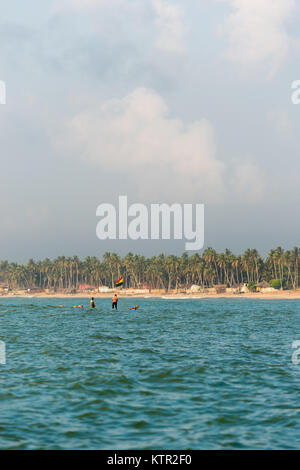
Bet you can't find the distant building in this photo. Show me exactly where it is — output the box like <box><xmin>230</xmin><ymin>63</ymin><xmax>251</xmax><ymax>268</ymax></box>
<box><xmin>256</xmin><ymin>281</ymin><xmax>270</xmax><ymax>292</ymax></box>
<box><xmin>240</xmin><ymin>283</ymin><xmax>249</xmax><ymax>293</ymax></box>
<box><xmin>99</xmin><ymin>286</ymin><xmax>110</xmax><ymax>293</ymax></box>
<box><xmin>213</xmin><ymin>284</ymin><xmax>227</xmax><ymax>294</ymax></box>
<box><xmin>132</xmin><ymin>289</ymin><xmax>150</xmax><ymax>294</ymax></box>
<box><xmin>256</xmin><ymin>281</ymin><xmax>276</xmax><ymax>293</ymax></box>
<box><xmin>190</xmin><ymin>285</ymin><xmax>202</xmax><ymax>293</ymax></box>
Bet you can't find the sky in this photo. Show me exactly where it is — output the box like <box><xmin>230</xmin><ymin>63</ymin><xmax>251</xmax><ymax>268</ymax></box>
<box><xmin>0</xmin><ymin>0</ymin><xmax>300</xmax><ymax>262</ymax></box>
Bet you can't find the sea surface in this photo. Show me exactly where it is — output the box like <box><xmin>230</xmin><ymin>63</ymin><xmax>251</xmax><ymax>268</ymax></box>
<box><xmin>0</xmin><ymin>297</ymin><xmax>300</xmax><ymax>449</ymax></box>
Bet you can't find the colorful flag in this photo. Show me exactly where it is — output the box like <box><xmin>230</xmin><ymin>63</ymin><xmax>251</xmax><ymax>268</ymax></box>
<box><xmin>115</xmin><ymin>276</ymin><xmax>124</xmax><ymax>287</ymax></box>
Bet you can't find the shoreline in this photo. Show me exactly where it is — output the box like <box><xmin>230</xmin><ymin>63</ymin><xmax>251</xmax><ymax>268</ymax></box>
<box><xmin>1</xmin><ymin>291</ymin><xmax>300</xmax><ymax>300</ymax></box>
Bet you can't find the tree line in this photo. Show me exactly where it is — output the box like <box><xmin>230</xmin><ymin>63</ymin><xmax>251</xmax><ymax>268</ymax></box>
<box><xmin>0</xmin><ymin>247</ymin><xmax>299</xmax><ymax>291</ymax></box>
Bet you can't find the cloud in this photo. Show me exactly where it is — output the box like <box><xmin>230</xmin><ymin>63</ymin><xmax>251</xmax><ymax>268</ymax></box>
<box><xmin>56</xmin><ymin>87</ymin><xmax>265</xmax><ymax>203</ymax></box>
<box><xmin>152</xmin><ymin>0</ymin><xmax>185</xmax><ymax>53</ymax></box>
<box><xmin>55</xmin><ymin>0</ymin><xmax>185</xmax><ymax>54</ymax></box>
<box><xmin>54</xmin><ymin>0</ymin><xmax>115</xmax><ymax>12</ymax></box>
<box><xmin>219</xmin><ymin>0</ymin><xmax>296</xmax><ymax>76</ymax></box>
<box><xmin>56</xmin><ymin>87</ymin><xmax>225</xmax><ymax>202</ymax></box>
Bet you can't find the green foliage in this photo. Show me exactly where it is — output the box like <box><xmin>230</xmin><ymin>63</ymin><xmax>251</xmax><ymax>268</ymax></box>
<box><xmin>0</xmin><ymin>246</ymin><xmax>299</xmax><ymax>291</ymax></box>
<box><xmin>270</xmin><ymin>279</ymin><xmax>281</xmax><ymax>290</ymax></box>
<box><xmin>247</xmin><ymin>281</ymin><xmax>257</xmax><ymax>291</ymax></box>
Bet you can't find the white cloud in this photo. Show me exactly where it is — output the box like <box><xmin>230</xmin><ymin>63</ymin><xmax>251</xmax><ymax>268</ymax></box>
<box><xmin>55</xmin><ymin>0</ymin><xmax>185</xmax><ymax>54</ymax></box>
<box><xmin>56</xmin><ymin>87</ymin><xmax>265</xmax><ymax>203</ymax></box>
<box><xmin>220</xmin><ymin>0</ymin><xmax>296</xmax><ymax>76</ymax></box>
<box><xmin>152</xmin><ymin>0</ymin><xmax>185</xmax><ymax>53</ymax></box>
<box><xmin>57</xmin><ymin>88</ymin><xmax>225</xmax><ymax>201</ymax></box>
<box><xmin>55</xmin><ymin>0</ymin><xmax>114</xmax><ymax>11</ymax></box>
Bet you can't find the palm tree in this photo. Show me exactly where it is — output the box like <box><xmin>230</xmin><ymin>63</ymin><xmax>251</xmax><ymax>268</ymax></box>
<box><xmin>203</xmin><ymin>248</ymin><xmax>219</xmax><ymax>283</ymax></box>
<box><xmin>0</xmin><ymin>246</ymin><xmax>299</xmax><ymax>293</ymax></box>
<box><xmin>291</xmin><ymin>247</ymin><xmax>299</xmax><ymax>289</ymax></box>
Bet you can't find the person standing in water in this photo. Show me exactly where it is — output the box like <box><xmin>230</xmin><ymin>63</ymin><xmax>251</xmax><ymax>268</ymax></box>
<box><xmin>112</xmin><ymin>293</ymin><xmax>118</xmax><ymax>310</ymax></box>
<box><xmin>90</xmin><ymin>297</ymin><xmax>96</xmax><ymax>309</ymax></box>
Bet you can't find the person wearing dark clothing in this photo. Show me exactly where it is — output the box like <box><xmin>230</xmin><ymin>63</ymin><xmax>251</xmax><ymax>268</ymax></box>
<box><xmin>112</xmin><ymin>293</ymin><xmax>118</xmax><ymax>310</ymax></box>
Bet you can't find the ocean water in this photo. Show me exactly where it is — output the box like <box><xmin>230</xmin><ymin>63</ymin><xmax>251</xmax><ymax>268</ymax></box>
<box><xmin>0</xmin><ymin>297</ymin><xmax>300</xmax><ymax>450</ymax></box>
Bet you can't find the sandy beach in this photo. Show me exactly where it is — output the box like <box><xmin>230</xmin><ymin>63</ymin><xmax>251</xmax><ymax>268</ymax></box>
<box><xmin>1</xmin><ymin>290</ymin><xmax>300</xmax><ymax>300</ymax></box>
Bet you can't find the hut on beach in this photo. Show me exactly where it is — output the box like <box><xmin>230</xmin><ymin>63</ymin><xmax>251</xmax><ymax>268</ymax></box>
<box><xmin>256</xmin><ymin>280</ymin><xmax>270</xmax><ymax>291</ymax></box>
<box><xmin>256</xmin><ymin>281</ymin><xmax>276</xmax><ymax>293</ymax></box>
<box><xmin>213</xmin><ymin>284</ymin><xmax>227</xmax><ymax>294</ymax></box>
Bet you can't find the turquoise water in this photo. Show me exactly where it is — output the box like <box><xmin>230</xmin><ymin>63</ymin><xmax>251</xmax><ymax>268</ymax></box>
<box><xmin>0</xmin><ymin>297</ymin><xmax>300</xmax><ymax>449</ymax></box>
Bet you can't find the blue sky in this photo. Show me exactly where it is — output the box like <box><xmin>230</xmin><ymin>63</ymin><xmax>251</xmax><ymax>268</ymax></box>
<box><xmin>0</xmin><ymin>0</ymin><xmax>300</xmax><ymax>261</ymax></box>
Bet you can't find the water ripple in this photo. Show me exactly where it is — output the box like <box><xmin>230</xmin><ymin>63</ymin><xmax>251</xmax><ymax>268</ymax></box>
<box><xmin>0</xmin><ymin>297</ymin><xmax>300</xmax><ymax>449</ymax></box>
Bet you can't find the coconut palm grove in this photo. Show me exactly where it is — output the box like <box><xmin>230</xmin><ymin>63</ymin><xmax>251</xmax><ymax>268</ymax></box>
<box><xmin>0</xmin><ymin>247</ymin><xmax>299</xmax><ymax>292</ymax></box>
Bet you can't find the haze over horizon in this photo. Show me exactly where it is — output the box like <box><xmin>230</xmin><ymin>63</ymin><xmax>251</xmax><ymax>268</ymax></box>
<box><xmin>1</xmin><ymin>0</ymin><xmax>300</xmax><ymax>263</ymax></box>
